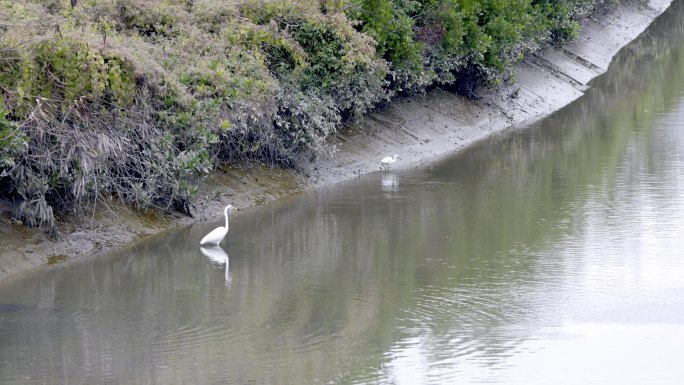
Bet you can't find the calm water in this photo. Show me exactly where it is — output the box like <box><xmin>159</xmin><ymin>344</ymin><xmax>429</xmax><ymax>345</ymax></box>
<box><xmin>3</xmin><ymin>3</ymin><xmax>684</xmax><ymax>384</ymax></box>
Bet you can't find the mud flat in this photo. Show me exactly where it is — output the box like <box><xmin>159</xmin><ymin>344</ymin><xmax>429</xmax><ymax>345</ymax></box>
<box><xmin>0</xmin><ymin>0</ymin><xmax>672</xmax><ymax>281</ymax></box>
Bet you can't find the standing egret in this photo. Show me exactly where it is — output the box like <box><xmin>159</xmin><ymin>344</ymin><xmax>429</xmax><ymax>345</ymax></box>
<box><xmin>381</xmin><ymin>154</ymin><xmax>399</xmax><ymax>169</ymax></box>
<box><xmin>200</xmin><ymin>204</ymin><xmax>234</xmax><ymax>245</ymax></box>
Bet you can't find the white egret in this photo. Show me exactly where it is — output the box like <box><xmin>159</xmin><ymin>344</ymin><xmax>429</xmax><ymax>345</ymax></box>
<box><xmin>381</xmin><ymin>154</ymin><xmax>399</xmax><ymax>169</ymax></box>
<box><xmin>200</xmin><ymin>204</ymin><xmax>234</xmax><ymax>245</ymax></box>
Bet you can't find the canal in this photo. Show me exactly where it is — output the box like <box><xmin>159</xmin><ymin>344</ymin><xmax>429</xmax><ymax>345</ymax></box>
<box><xmin>1</xmin><ymin>1</ymin><xmax>684</xmax><ymax>383</ymax></box>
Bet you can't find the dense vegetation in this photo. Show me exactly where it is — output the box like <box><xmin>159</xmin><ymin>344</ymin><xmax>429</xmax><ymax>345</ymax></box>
<box><xmin>0</xmin><ymin>0</ymin><xmax>606</xmax><ymax>232</ymax></box>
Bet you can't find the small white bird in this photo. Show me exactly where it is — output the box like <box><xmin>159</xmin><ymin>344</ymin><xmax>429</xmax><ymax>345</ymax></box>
<box><xmin>200</xmin><ymin>204</ymin><xmax>234</xmax><ymax>245</ymax></box>
<box><xmin>381</xmin><ymin>154</ymin><xmax>399</xmax><ymax>169</ymax></box>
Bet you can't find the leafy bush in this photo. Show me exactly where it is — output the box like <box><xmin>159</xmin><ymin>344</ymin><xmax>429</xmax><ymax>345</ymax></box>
<box><xmin>240</xmin><ymin>0</ymin><xmax>388</xmax><ymax>140</ymax></box>
<box><xmin>345</xmin><ymin>0</ymin><xmax>426</xmax><ymax>92</ymax></box>
<box><xmin>0</xmin><ymin>102</ymin><xmax>27</xmax><ymax>170</ymax></box>
<box><xmin>349</xmin><ymin>0</ymin><xmax>604</xmax><ymax>95</ymax></box>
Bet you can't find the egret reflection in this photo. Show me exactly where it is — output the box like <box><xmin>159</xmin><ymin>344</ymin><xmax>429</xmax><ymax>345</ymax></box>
<box><xmin>200</xmin><ymin>245</ymin><xmax>232</xmax><ymax>285</ymax></box>
<box><xmin>381</xmin><ymin>173</ymin><xmax>399</xmax><ymax>193</ymax></box>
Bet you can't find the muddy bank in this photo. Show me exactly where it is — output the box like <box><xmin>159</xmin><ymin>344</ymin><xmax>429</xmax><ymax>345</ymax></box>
<box><xmin>0</xmin><ymin>0</ymin><xmax>672</xmax><ymax>282</ymax></box>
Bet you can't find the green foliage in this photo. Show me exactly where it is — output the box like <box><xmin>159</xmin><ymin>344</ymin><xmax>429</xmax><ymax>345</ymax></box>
<box><xmin>345</xmin><ymin>0</ymin><xmax>425</xmax><ymax>91</ymax></box>
<box><xmin>238</xmin><ymin>0</ymin><xmax>388</xmax><ymax>150</ymax></box>
<box><xmin>533</xmin><ymin>0</ymin><xmax>595</xmax><ymax>45</ymax></box>
<box><xmin>289</xmin><ymin>18</ymin><xmax>388</xmax><ymax>116</ymax></box>
<box><xmin>0</xmin><ymin>102</ymin><xmax>27</xmax><ymax>170</ymax></box>
<box><xmin>348</xmin><ymin>0</ymin><xmax>604</xmax><ymax>93</ymax></box>
<box><xmin>0</xmin><ymin>38</ymin><xmax>136</xmax><ymax>118</ymax></box>
<box><xmin>274</xmin><ymin>84</ymin><xmax>341</xmax><ymax>151</ymax></box>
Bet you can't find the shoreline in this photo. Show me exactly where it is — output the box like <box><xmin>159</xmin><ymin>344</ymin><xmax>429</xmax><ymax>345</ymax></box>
<box><xmin>0</xmin><ymin>0</ymin><xmax>672</xmax><ymax>282</ymax></box>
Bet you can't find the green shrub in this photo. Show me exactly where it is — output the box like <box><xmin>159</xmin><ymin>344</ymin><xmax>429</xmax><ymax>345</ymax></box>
<box><xmin>238</xmin><ymin>0</ymin><xmax>388</xmax><ymax>150</ymax></box>
<box><xmin>345</xmin><ymin>0</ymin><xmax>426</xmax><ymax>92</ymax></box>
<box><xmin>0</xmin><ymin>102</ymin><xmax>27</xmax><ymax>170</ymax></box>
<box><xmin>0</xmin><ymin>38</ymin><xmax>136</xmax><ymax>119</ymax></box>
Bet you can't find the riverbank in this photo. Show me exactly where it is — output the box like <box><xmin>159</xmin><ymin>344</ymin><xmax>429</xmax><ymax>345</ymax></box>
<box><xmin>0</xmin><ymin>0</ymin><xmax>672</xmax><ymax>281</ymax></box>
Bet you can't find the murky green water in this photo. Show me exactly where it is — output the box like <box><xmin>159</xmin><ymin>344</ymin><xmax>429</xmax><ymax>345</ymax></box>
<box><xmin>3</xmin><ymin>3</ymin><xmax>684</xmax><ymax>384</ymax></box>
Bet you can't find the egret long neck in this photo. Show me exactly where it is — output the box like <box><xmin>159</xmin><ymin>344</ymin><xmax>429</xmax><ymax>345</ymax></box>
<box><xmin>224</xmin><ymin>208</ymin><xmax>230</xmax><ymax>231</ymax></box>
<box><xmin>223</xmin><ymin>207</ymin><xmax>228</xmax><ymax>231</ymax></box>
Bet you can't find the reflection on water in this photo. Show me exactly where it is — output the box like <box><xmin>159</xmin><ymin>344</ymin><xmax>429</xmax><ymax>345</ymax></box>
<box><xmin>2</xmin><ymin>2</ymin><xmax>684</xmax><ymax>384</ymax></box>
<box><xmin>200</xmin><ymin>245</ymin><xmax>232</xmax><ymax>286</ymax></box>
<box><xmin>381</xmin><ymin>173</ymin><xmax>398</xmax><ymax>194</ymax></box>
<box><xmin>497</xmin><ymin>323</ymin><xmax>684</xmax><ymax>385</ymax></box>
